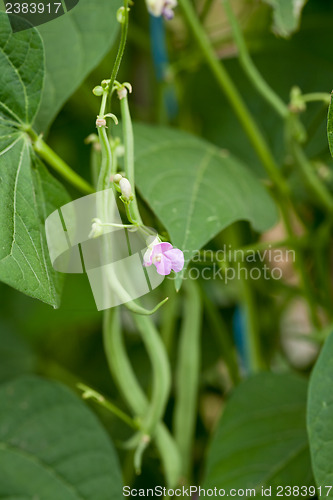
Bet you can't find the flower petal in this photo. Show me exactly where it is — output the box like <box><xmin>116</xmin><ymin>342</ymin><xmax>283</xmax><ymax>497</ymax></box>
<box><xmin>154</xmin><ymin>255</ymin><xmax>172</xmax><ymax>275</ymax></box>
<box><xmin>164</xmin><ymin>248</ymin><xmax>184</xmax><ymax>272</ymax></box>
<box><xmin>152</xmin><ymin>242</ymin><xmax>173</xmax><ymax>255</ymax></box>
<box><xmin>143</xmin><ymin>247</ymin><xmax>153</xmax><ymax>266</ymax></box>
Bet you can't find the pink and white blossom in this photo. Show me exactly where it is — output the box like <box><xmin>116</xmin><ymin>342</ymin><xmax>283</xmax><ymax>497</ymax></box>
<box><xmin>143</xmin><ymin>241</ymin><xmax>184</xmax><ymax>276</ymax></box>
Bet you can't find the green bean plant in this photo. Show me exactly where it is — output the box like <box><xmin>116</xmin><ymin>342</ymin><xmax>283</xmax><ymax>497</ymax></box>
<box><xmin>0</xmin><ymin>0</ymin><xmax>333</xmax><ymax>497</ymax></box>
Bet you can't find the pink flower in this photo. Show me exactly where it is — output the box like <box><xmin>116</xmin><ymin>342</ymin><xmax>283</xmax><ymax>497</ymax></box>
<box><xmin>143</xmin><ymin>241</ymin><xmax>184</xmax><ymax>276</ymax></box>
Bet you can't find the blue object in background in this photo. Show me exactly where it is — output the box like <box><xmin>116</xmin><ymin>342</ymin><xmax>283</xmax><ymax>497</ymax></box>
<box><xmin>233</xmin><ymin>305</ymin><xmax>249</xmax><ymax>375</ymax></box>
<box><xmin>150</xmin><ymin>15</ymin><xmax>168</xmax><ymax>81</ymax></box>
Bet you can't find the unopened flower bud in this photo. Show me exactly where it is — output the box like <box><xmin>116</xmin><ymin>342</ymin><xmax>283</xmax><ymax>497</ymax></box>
<box><xmin>92</xmin><ymin>86</ymin><xmax>103</xmax><ymax>96</ymax></box>
<box><xmin>289</xmin><ymin>86</ymin><xmax>306</xmax><ymax>113</ymax></box>
<box><xmin>117</xmin><ymin>87</ymin><xmax>128</xmax><ymax>100</ymax></box>
<box><xmin>117</xmin><ymin>6</ymin><xmax>126</xmax><ymax>23</ymax></box>
<box><xmin>96</xmin><ymin>117</ymin><xmax>106</xmax><ymax>128</ymax></box>
<box><xmin>113</xmin><ymin>173</ymin><xmax>123</xmax><ymax>183</ymax></box>
<box><xmin>101</xmin><ymin>79</ymin><xmax>111</xmax><ymax>90</ymax></box>
<box><xmin>89</xmin><ymin>218</ymin><xmax>104</xmax><ymax>238</ymax></box>
<box><xmin>119</xmin><ymin>177</ymin><xmax>133</xmax><ymax>201</ymax></box>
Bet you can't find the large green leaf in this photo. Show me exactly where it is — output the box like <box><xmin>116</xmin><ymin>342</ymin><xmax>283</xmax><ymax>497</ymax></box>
<box><xmin>203</xmin><ymin>373</ymin><xmax>313</xmax><ymax>498</ymax></box>
<box><xmin>0</xmin><ymin>12</ymin><xmax>70</xmax><ymax>306</ymax></box>
<box><xmin>34</xmin><ymin>0</ymin><xmax>122</xmax><ymax>131</ymax></box>
<box><xmin>0</xmin><ymin>376</ymin><xmax>123</xmax><ymax>499</ymax></box>
<box><xmin>133</xmin><ymin>124</ymin><xmax>278</xmax><ymax>285</ymax></box>
<box><xmin>262</xmin><ymin>0</ymin><xmax>307</xmax><ymax>38</ymax></box>
<box><xmin>308</xmin><ymin>332</ymin><xmax>333</xmax><ymax>496</ymax></box>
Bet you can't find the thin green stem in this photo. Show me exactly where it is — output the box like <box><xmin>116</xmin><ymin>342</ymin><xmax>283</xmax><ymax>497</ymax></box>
<box><xmin>97</xmin><ymin>92</ymin><xmax>114</xmax><ymax>191</ymax></box>
<box><xmin>302</xmin><ymin>92</ymin><xmax>331</xmax><ymax>104</ymax></box>
<box><xmin>178</xmin><ymin>0</ymin><xmax>289</xmax><ymax>196</ymax></box>
<box><xmin>29</xmin><ymin>130</ymin><xmax>94</xmax><ymax>194</ymax></box>
<box><xmin>77</xmin><ymin>383</ymin><xmax>138</xmax><ymax>429</ymax></box>
<box><xmin>120</xmin><ymin>94</ymin><xmax>143</xmax><ymax>224</ymax></box>
<box><xmin>278</xmin><ymin>200</ymin><xmax>321</xmax><ymax>328</ymax></box>
<box><xmin>89</xmin><ymin>142</ymin><xmax>101</xmax><ymax>188</ymax></box>
<box><xmin>239</xmin><ymin>272</ymin><xmax>263</xmax><ymax>372</ymax></box>
<box><xmin>108</xmin><ymin>0</ymin><xmax>129</xmax><ymax>99</ymax></box>
<box><xmin>224</xmin><ymin>227</ymin><xmax>263</xmax><ymax>372</ymax></box>
<box><xmin>97</xmin><ymin>221</ymin><xmax>134</xmax><ymax>229</ymax></box>
<box><xmin>161</xmin><ymin>278</ymin><xmax>179</xmax><ymax>355</ymax></box>
<box><xmin>291</xmin><ymin>142</ymin><xmax>333</xmax><ymax>212</ymax></box>
<box><xmin>304</xmin><ymin>104</ymin><xmax>328</xmax><ymax>145</ymax></box>
<box><xmin>201</xmin><ymin>289</ymin><xmax>240</xmax><ymax>384</ymax></box>
<box><xmin>223</xmin><ymin>0</ymin><xmax>288</xmax><ymax>119</ymax></box>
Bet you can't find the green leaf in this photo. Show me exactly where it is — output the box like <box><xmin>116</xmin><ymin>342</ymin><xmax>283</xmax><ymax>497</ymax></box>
<box><xmin>0</xmin><ymin>18</ymin><xmax>44</xmax><ymax>125</ymax></box>
<box><xmin>0</xmin><ymin>140</ymin><xmax>70</xmax><ymax>306</ymax></box>
<box><xmin>308</xmin><ymin>332</ymin><xmax>333</xmax><ymax>495</ymax></box>
<box><xmin>203</xmin><ymin>373</ymin><xmax>313</xmax><ymax>498</ymax></box>
<box><xmin>0</xmin><ymin>12</ymin><xmax>70</xmax><ymax>306</ymax></box>
<box><xmin>0</xmin><ymin>376</ymin><xmax>123</xmax><ymax>499</ymax></box>
<box><xmin>133</xmin><ymin>124</ymin><xmax>278</xmax><ymax>286</ymax></box>
<box><xmin>262</xmin><ymin>0</ymin><xmax>307</xmax><ymax>38</ymax></box>
<box><xmin>34</xmin><ymin>0</ymin><xmax>122</xmax><ymax>131</ymax></box>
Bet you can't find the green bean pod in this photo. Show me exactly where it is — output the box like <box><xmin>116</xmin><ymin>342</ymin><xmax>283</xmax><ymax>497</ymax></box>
<box><xmin>132</xmin><ymin>314</ymin><xmax>171</xmax><ymax>435</ymax></box>
<box><xmin>173</xmin><ymin>279</ymin><xmax>202</xmax><ymax>480</ymax></box>
<box><xmin>103</xmin><ymin>308</ymin><xmax>181</xmax><ymax>487</ymax></box>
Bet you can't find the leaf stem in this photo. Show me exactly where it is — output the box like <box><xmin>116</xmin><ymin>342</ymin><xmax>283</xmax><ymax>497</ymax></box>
<box><xmin>222</xmin><ymin>0</ymin><xmax>288</xmax><ymax>119</ymax></box>
<box><xmin>302</xmin><ymin>93</ymin><xmax>331</xmax><ymax>104</ymax></box>
<box><xmin>178</xmin><ymin>0</ymin><xmax>289</xmax><ymax>196</ymax></box>
<box><xmin>28</xmin><ymin>130</ymin><xmax>94</xmax><ymax>194</ymax></box>
<box><xmin>77</xmin><ymin>383</ymin><xmax>139</xmax><ymax>429</ymax></box>
<box><xmin>291</xmin><ymin>142</ymin><xmax>333</xmax><ymax>212</ymax></box>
